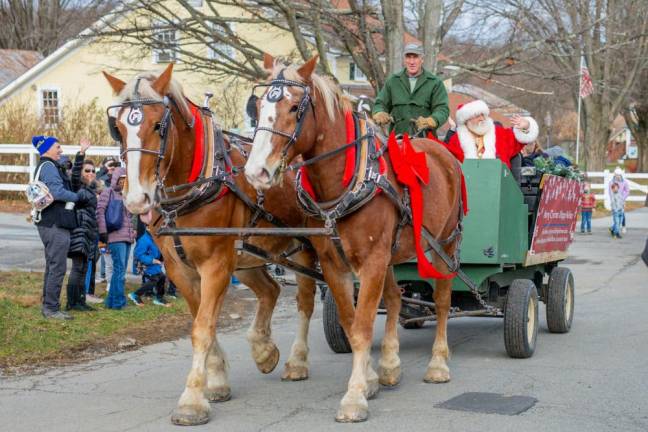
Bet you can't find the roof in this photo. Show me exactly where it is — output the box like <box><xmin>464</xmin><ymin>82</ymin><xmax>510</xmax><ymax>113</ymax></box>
<box><xmin>0</xmin><ymin>49</ymin><xmax>43</xmax><ymax>90</ymax></box>
<box><xmin>451</xmin><ymin>83</ymin><xmax>529</xmax><ymax>118</ymax></box>
<box><xmin>0</xmin><ymin>10</ymin><xmax>120</xmax><ymax>104</ymax></box>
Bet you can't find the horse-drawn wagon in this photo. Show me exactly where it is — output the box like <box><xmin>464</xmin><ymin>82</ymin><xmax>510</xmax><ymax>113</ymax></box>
<box><xmin>106</xmin><ymin>58</ymin><xmax>580</xmax><ymax>424</ymax></box>
<box><xmin>323</xmin><ymin>159</ymin><xmax>579</xmax><ymax>358</ymax></box>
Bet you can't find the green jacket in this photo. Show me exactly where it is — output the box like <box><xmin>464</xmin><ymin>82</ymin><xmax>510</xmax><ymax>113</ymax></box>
<box><xmin>373</xmin><ymin>68</ymin><xmax>449</xmax><ymax>135</ymax></box>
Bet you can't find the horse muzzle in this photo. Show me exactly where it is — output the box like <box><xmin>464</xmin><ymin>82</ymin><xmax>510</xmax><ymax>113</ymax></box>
<box><xmin>125</xmin><ymin>191</ymin><xmax>153</xmax><ymax>214</ymax></box>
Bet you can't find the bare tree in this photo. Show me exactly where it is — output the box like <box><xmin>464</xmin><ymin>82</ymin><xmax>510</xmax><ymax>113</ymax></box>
<box><xmin>381</xmin><ymin>0</ymin><xmax>404</xmax><ymax>74</ymax></box>
<box><xmin>404</xmin><ymin>0</ymin><xmax>464</xmax><ymax>72</ymax></box>
<box><xmin>473</xmin><ymin>0</ymin><xmax>648</xmax><ymax>170</ymax></box>
<box><xmin>0</xmin><ymin>0</ymin><xmax>110</xmax><ymax>55</ymax></box>
<box><xmin>624</xmin><ymin>67</ymin><xmax>648</xmax><ymax>171</ymax></box>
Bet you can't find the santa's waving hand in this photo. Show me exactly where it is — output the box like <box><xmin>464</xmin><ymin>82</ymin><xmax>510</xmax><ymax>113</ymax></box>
<box><xmin>445</xmin><ymin>99</ymin><xmax>539</xmax><ymax>169</ymax></box>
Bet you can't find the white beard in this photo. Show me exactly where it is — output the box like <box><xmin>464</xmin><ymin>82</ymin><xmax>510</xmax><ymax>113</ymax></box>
<box><xmin>466</xmin><ymin>119</ymin><xmax>492</xmax><ymax>136</ymax></box>
<box><xmin>457</xmin><ymin>118</ymin><xmax>496</xmax><ymax>159</ymax></box>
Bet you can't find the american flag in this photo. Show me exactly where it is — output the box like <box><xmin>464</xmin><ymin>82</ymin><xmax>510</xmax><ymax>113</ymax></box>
<box><xmin>580</xmin><ymin>65</ymin><xmax>594</xmax><ymax>98</ymax></box>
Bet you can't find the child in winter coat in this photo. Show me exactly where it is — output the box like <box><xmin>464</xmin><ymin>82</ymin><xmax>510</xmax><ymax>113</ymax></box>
<box><xmin>579</xmin><ymin>183</ymin><xmax>596</xmax><ymax>234</ymax></box>
<box><xmin>609</xmin><ymin>182</ymin><xmax>625</xmax><ymax>238</ymax></box>
<box><xmin>129</xmin><ymin>230</ymin><xmax>169</xmax><ymax>307</ymax></box>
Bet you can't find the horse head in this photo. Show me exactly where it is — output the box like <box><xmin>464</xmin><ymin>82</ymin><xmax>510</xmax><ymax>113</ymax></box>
<box><xmin>103</xmin><ymin>64</ymin><xmax>192</xmax><ymax>214</ymax></box>
<box><xmin>245</xmin><ymin>54</ymin><xmax>321</xmax><ymax>190</ymax></box>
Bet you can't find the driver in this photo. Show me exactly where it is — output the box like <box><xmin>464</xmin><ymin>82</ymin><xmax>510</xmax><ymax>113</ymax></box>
<box><xmin>372</xmin><ymin>43</ymin><xmax>449</xmax><ymax>137</ymax></box>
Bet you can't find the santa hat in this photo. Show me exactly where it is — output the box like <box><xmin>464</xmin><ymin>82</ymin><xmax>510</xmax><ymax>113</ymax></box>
<box><xmin>456</xmin><ymin>100</ymin><xmax>489</xmax><ymax>125</ymax></box>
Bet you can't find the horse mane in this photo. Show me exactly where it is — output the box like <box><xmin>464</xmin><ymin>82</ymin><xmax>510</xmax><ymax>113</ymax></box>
<box><xmin>273</xmin><ymin>63</ymin><xmax>351</xmax><ymax>120</ymax></box>
<box><xmin>118</xmin><ymin>73</ymin><xmax>192</xmax><ymax>122</ymax></box>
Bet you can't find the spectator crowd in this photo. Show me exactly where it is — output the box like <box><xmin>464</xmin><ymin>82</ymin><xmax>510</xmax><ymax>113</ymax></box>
<box><xmin>31</xmin><ymin>135</ymin><xmax>176</xmax><ymax>320</ymax></box>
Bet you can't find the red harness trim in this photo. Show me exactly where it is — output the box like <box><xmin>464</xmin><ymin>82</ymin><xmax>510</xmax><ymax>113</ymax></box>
<box><xmin>342</xmin><ymin>110</ymin><xmax>356</xmax><ymax>186</ymax></box>
<box><xmin>187</xmin><ymin>101</ymin><xmax>229</xmax><ymax>202</ymax></box>
<box><xmin>427</xmin><ymin>132</ymin><xmax>469</xmax><ymax>216</ymax></box>
<box><xmin>388</xmin><ymin>132</ymin><xmax>455</xmax><ymax>280</ymax></box>
<box><xmin>187</xmin><ymin>104</ymin><xmax>205</xmax><ymax>183</ymax></box>
<box><xmin>300</xmin><ymin>111</ymin><xmax>386</xmax><ymax>200</ymax></box>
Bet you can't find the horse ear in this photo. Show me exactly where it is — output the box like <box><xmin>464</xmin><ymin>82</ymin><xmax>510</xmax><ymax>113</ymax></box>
<box><xmin>103</xmin><ymin>71</ymin><xmax>126</xmax><ymax>95</ymax></box>
<box><xmin>297</xmin><ymin>55</ymin><xmax>319</xmax><ymax>81</ymax></box>
<box><xmin>152</xmin><ymin>64</ymin><xmax>174</xmax><ymax>95</ymax></box>
<box><xmin>263</xmin><ymin>53</ymin><xmax>275</xmax><ymax>71</ymax></box>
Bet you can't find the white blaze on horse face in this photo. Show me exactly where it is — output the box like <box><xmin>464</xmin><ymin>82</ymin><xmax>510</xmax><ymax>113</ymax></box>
<box><xmin>120</xmin><ymin>109</ymin><xmax>151</xmax><ymax>214</ymax></box>
<box><xmin>245</xmin><ymin>87</ymin><xmax>293</xmax><ymax>190</ymax></box>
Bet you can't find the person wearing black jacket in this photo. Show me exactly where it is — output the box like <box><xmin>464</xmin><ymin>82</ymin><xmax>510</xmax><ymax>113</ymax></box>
<box><xmin>66</xmin><ymin>143</ymin><xmax>101</xmax><ymax>311</ymax></box>
<box><xmin>32</xmin><ymin>135</ymin><xmax>94</xmax><ymax>320</ymax></box>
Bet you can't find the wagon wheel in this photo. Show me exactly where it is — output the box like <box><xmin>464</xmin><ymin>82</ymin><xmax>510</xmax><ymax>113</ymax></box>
<box><xmin>504</xmin><ymin>279</ymin><xmax>538</xmax><ymax>359</ymax></box>
<box><xmin>546</xmin><ymin>267</ymin><xmax>574</xmax><ymax>333</ymax></box>
<box><xmin>322</xmin><ymin>287</ymin><xmax>352</xmax><ymax>354</ymax></box>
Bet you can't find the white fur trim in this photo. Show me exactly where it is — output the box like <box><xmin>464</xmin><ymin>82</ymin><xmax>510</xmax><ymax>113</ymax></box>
<box><xmin>456</xmin><ymin>119</ymin><xmax>496</xmax><ymax>160</ymax></box>
<box><xmin>513</xmin><ymin>117</ymin><xmax>539</xmax><ymax>144</ymax></box>
<box><xmin>456</xmin><ymin>100</ymin><xmax>489</xmax><ymax>125</ymax></box>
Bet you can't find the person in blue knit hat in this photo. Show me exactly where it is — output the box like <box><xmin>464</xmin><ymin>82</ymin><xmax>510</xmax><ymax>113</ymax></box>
<box><xmin>32</xmin><ymin>135</ymin><xmax>94</xmax><ymax>320</ymax></box>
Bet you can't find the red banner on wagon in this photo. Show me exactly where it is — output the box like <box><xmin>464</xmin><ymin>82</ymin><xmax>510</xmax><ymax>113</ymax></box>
<box><xmin>529</xmin><ymin>175</ymin><xmax>581</xmax><ymax>255</ymax></box>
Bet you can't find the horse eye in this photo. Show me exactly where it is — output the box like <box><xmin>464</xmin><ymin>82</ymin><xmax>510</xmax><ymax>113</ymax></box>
<box><xmin>289</xmin><ymin>105</ymin><xmax>298</xmax><ymax>113</ymax></box>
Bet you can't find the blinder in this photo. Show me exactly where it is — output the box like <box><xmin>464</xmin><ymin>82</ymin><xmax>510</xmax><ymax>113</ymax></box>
<box><xmin>250</xmin><ymin>68</ymin><xmax>314</xmax><ymax>162</ymax></box>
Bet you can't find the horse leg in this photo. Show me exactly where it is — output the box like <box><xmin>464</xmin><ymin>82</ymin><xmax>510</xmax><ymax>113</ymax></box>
<box><xmin>205</xmin><ymin>314</ymin><xmax>231</xmax><ymax>402</ymax></box>
<box><xmin>281</xmin><ymin>249</ymin><xmax>317</xmax><ymax>381</ymax></box>
<box><xmin>336</xmin><ymin>255</ymin><xmax>389</xmax><ymax>423</ymax></box>
<box><xmin>171</xmin><ymin>260</ymin><xmax>231</xmax><ymax>426</ymax></box>
<box><xmin>378</xmin><ymin>267</ymin><xmax>402</xmax><ymax>387</ymax></box>
<box><xmin>424</xmin><ymin>278</ymin><xmax>452</xmax><ymax>383</ymax></box>
<box><xmin>234</xmin><ymin>267</ymin><xmax>281</xmax><ymax>374</ymax></box>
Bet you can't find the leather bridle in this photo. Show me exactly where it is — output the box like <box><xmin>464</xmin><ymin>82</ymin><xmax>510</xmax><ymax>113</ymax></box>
<box><xmin>106</xmin><ymin>78</ymin><xmax>195</xmax><ymax>201</ymax></box>
<box><xmin>251</xmin><ymin>69</ymin><xmax>315</xmax><ymax>173</ymax></box>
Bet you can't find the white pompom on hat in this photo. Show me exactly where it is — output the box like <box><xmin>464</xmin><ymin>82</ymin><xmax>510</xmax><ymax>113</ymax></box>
<box><xmin>614</xmin><ymin>167</ymin><xmax>624</xmax><ymax>176</ymax></box>
<box><xmin>455</xmin><ymin>100</ymin><xmax>490</xmax><ymax>125</ymax></box>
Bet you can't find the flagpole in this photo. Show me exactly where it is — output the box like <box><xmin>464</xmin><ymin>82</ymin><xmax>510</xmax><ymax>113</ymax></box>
<box><xmin>575</xmin><ymin>57</ymin><xmax>583</xmax><ymax>165</ymax></box>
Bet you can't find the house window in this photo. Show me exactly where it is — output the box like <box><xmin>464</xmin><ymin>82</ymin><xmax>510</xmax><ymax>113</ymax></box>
<box><xmin>40</xmin><ymin>89</ymin><xmax>60</xmax><ymax>127</ymax></box>
<box><xmin>349</xmin><ymin>62</ymin><xmax>367</xmax><ymax>81</ymax></box>
<box><xmin>153</xmin><ymin>27</ymin><xmax>179</xmax><ymax>63</ymax></box>
<box><xmin>208</xmin><ymin>23</ymin><xmax>235</xmax><ymax>61</ymax></box>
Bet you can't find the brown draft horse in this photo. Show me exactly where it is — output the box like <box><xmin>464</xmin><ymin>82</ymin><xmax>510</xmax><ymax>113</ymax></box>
<box><xmin>245</xmin><ymin>55</ymin><xmax>463</xmax><ymax>422</ymax></box>
<box><xmin>103</xmin><ymin>65</ymin><xmax>318</xmax><ymax>426</ymax></box>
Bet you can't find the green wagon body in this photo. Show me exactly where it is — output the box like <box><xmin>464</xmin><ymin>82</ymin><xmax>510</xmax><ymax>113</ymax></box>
<box><xmin>394</xmin><ymin>159</ymin><xmax>551</xmax><ymax>297</ymax></box>
<box><xmin>324</xmin><ymin>159</ymin><xmax>576</xmax><ymax>357</ymax></box>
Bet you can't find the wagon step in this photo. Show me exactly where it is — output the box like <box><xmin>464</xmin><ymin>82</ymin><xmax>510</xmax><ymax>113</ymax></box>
<box><xmin>157</xmin><ymin>227</ymin><xmax>335</xmax><ymax>237</ymax></box>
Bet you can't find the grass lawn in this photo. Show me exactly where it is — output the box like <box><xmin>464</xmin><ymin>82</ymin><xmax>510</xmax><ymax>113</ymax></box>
<box><xmin>0</xmin><ymin>271</ymin><xmax>192</xmax><ymax>374</ymax></box>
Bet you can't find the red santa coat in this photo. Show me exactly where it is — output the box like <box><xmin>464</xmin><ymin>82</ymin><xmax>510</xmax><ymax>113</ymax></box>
<box><xmin>445</xmin><ymin>117</ymin><xmax>539</xmax><ymax>169</ymax></box>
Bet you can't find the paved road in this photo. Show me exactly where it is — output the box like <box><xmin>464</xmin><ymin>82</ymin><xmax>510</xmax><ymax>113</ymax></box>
<box><xmin>0</xmin><ymin>211</ymin><xmax>136</xmax><ymax>275</ymax></box>
<box><xmin>1</xmin><ymin>209</ymin><xmax>647</xmax><ymax>431</ymax></box>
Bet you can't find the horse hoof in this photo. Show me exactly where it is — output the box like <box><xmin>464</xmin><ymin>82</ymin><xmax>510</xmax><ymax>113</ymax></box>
<box><xmin>378</xmin><ymin>365</ymin><xmax>401</xmax><ymax>387</ymax></box>
<box><xmin>366</xmin><ymin>378</ymin><xmax>380</xmax><ymax>400</ymax></box>
<box><xmin>206</xmin><ymin>386</ymin><xmax>231</xmax><ymax>403</ymax></box>
<box><xmin>171</xmin><ymin>406</ymin><xmax>210</xmax><ymax>426</ymax></box>
<box><xmin>256</xmin><ymin>345</ymin><xmax>280</xmax><ymax>374</ymax></box>
<box><xmin>335</xmin><ymin>402</ymin><xmax>369</xmax><ymax>423</ymax></box>
<box><xmin>423</xmin><ymin>366</ymin><xmax>451</xmax><ymax>384</ymax></box>
<box><xmin>281</xmin><ymin>364</ymin><xmax>309</xmax><ymax>381</ymax></box>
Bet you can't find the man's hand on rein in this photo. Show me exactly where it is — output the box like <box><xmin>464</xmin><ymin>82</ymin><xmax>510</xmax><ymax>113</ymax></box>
<box><xmin>373</xmin><ymin>111</ymin><xmax>393</xmax><ymax>126</ymax></box>
<box><xmin>414</xmin><ymin>116</ymin><xmax>437</xmax><ymax>131</ymax></box>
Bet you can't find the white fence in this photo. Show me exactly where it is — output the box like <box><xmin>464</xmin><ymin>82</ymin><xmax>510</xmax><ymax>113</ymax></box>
<box><xmin>0</xmin><ymin>144</ymin><xmax>120</xmax><ymax>191</ymax></box>
<box><xmin>1</xmin><ymin>145</ymin><xmax>647</xmax><ymax>206</ymax></box>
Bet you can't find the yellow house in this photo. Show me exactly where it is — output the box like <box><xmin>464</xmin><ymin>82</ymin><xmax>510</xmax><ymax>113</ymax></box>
<box><xmin>0</xmin><ymin>1</ymin><xmax>371</xmax><ymax>142</ymax></box>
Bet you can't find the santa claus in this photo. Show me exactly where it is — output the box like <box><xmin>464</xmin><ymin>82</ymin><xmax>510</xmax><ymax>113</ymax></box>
<box><xmin>445</xmin><ymin>100</ymin><xmax>539</xmax><ymax>169</ymax></box>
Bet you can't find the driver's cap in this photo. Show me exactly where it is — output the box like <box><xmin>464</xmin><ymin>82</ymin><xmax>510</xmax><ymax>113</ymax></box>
<box><xmin>403</xmin><ymin>43</ymin><xmax>424</xmax><ymax>56</ymax></box>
